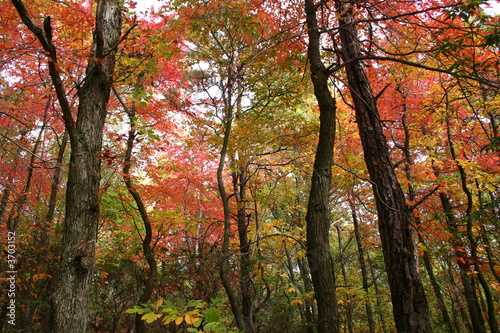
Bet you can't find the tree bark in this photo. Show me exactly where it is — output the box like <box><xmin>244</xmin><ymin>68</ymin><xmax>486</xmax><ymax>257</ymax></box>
<box><xmin>333</xmin><ymin>1</ymin><xmax>432</xmax><ymax>331</ymax></box>
<box><xmin>52</xmin><ymin>1</ymin><xmax>122</xmax><ymax>328</ymax></box>
<box><xmin>303</xmin><ymin>1</ymin><xmax>340</xmax><ymax>332</ymax></box>
<box><xmin>232</xmin><ymin>166</ymin><xmax>257</xmax><ymax>333</ymax></box>
<box><xmin>11</xmin><ymin>1</ymin><xmax>122</xmax><ymax>331</ymax></box>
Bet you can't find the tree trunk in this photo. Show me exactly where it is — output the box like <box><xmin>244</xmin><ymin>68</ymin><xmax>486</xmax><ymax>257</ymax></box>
<box><xmin>303</xmin><ymin>1</ymin><xmax>340</xmax><ymax>332</ymax></box>
<box><xmin>349</xmin><ymin>197</ymin><xmax>376</xmax><ymax>333</ymax></box>
<box><xmin>298</xmin><ymin>257</ymin><xmax>318</xmax><ymax>331</ymax></box>
<box><xmin>11</xmin><ymin>1</ymin><xmax>123</xmax><ymax>331</ymax></box>
<box><xmin>232</xmin><ymin>166</ymin><xmax>256</xmax><ymax>333</ymax></box>
<box><xmin>113</xmin><ymin>76</ymin><xmax>158</xmax><ymax>333</ymax></box>
<box><xmin>439</xmin><ymin>192</ymin><xmax>486</xmax><ymax>333</ymax></box>
<box><xmin>333</xmin><ymin>1</ymin><xmax>432</xmax><ymax>331</ymax></box>
<box><xmin>444</xmin><ymin>112</ymin><xmax>499</xmax><ymax>333</ymax></box>
<box><xmin>398</xmin><ymin>98</ymin><xmax>454</xmax><ymax>333</ymax></box>
<box><xmin>335</xmin><ymin>225</ymin><xmax>354</xmax><ymax>333</ymax></box>
<box><xmin>217</xmin><ymin>93</ymin><xmax>248</xmax><ymax>332</ymax></box>
<box><xmin>43</xmin><ymin>130</ymin><xmax>68</xmax><ymax>244</ymax></box>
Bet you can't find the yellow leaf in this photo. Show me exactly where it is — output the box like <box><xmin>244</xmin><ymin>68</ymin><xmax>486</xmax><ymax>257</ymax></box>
<box><xmin>175</xmin><ymin>316</ymin><xmax>184</xmax><ymax>325</ymax></box>
<box><xmin>290</xmin><ymin>299</ymin><xmax>303</xmax><ymax>305</ymax></box>
<box><xmin>185</xmin><ymin>313</ymin><xmax>199</xmax><ymax>325</ymax></box>
<box><xmin>155</xmin><ymin>298</ymin><xmax>164</xmax><ymax>310</ymax></box>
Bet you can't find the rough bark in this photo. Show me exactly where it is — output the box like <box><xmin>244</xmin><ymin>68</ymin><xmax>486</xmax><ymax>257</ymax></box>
<box><xmin>11</xmin><ymin>1</ymin><xmax>122</xmax><ymax>331</ymax></box>
<box><xmin>333</xmin><ymin>1</ymin><xmax>432</xmax><ymax>331</ymax></box>
<box><xmin>303</xmin><ymin>1</ymin><xmax>340</xmax><ymax>332</ymax></box>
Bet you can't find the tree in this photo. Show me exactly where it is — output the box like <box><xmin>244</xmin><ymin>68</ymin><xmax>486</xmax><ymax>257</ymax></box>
<box><xmin>2</xmin><ymin>0</ymin><xmax>499</xmax><ymax>331</ymax></box>
<box><xmin>332</xmin><ymin>0</ymin><xmax>432</xmax><ymax>331</ymax></box>
<box><xmin>303</xmin><ymin>0</ymin><xmax>340</xmax><ymax>331</ymax></box>
<box><xmin>10</xmin><ymin>0</ymin><xmax>122</xmax><ymax>331</ymax></box>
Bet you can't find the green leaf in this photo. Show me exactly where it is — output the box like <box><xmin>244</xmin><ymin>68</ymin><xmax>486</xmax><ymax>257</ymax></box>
<box><xmin>126</xmin><ymin>305</ymin><xmax>148</xmax><ymax>314</ymax></box>
<box><xmin>187</xmin><ymin>299</ymin><xmax>205</xmax><ymax>308</ymax></box>
<box><xmin>204</xmin><ymin>307</ymin><xmax>220</xmax><ymax>323</ymax></box>
<box><xmin>203</xmin><ymin>321</ymin><xmax>224</xmax><ymax>332</ymax></box>
<box><xmin>161</xmin><ymin>300</ymin><xmax>176</xmax><ymax>309</ymax></box>
<box><xmin>162</xmin><ymin>312</ymin><xmax>178</xmax><ymax>324</ymax></box>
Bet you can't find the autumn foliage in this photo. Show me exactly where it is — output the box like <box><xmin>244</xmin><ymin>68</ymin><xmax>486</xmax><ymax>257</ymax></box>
<box><xmin>0</xmin><ymin>0</ymin><xmax>499</xmax><ymax>332</ymax></box>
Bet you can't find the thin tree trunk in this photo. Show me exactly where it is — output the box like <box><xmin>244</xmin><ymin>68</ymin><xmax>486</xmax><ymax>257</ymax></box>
<box><xmin>335</xmin><ymin>225</ymin><xmax>354</xmax><ymax>333</ymax></box>
<box><xmin>398</xmin><ymin>97</ymin><xmax>453</xmax><ymax>333</ymax></box>
<box><xmin>303</xmin><ymin>1</ymin><xmax>340</xmax><ymax>331</ymax></box>
<box><xmin>333</xmin><ymin>1</ymin><xmax>431</xmax><ymax>331</ymax></box>
<box><xmin>232</xmin><ymin>166</ymin><xmax>256</xmax><ymax>333</ymax></box>
<box><xmin>439</xmin><ymin>191</ymin><xmax>485</xmax><ymax>333</ymax></box>
<box><xmin>366</xmin><ymin>250</ymin><xmax>390</xmax><ymax>332</ymax></box>
<box><xmin>284</xmin><ymin>245</ymin><xmax>309</xmax><ymax>329</ymax></box>
<box><xmin>444</xmin><ymin>105</ymin><xmax>497</xmax><ymax>333</ymax></box>
<box><xmin>8</xmin><ymin>97</ymin><xmax>50</xmax><ymax>231</ymax></box>
<box><xmin>217</xmin><ymin>91</ymin><xmax>247</xmax><ymax>331</ymax></box>
<box><xmin>42</xmin><ymin>130</ymin><xmax>68</xmax><ymax>245</ymax></box>
<box><xmin>349</xmin><ymin>197</ymin><xmax>376</xmax><ymax>333</ymax></box>
<box><xmin>113</xmin><ymin>76</ymin><xmax>158</xmax><ymax>333</ymax></box>
<box><xmin>298</xmin><ymin>257</ymin><xmax>318</xmax><ymax>331</ymax></box>
<box><xmin>476</xmin><ymin>188</ymin><xmax>500</xmax><ymax>284</ymax></box>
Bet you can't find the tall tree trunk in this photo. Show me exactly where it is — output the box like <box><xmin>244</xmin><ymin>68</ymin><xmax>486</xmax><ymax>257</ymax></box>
<box><xmin>303</xmin><ymin>1</ymin><xmax>340</xmax><ymax>332</ymax></box>
<box><xmin>232</xmin><ymin>166</ymin><xmax>256</xmax><ymax>333</ymax></box>
<box><xmin>217</xmin><ymin>92</ymin><xmax>248</xmax><ymax>332</ymax></box>
<box><xmin>333</xmin><ymin>1</ymin><xmax>431</xmax><ymax>331</ymax></box>
<box><xmin>11</xmin><ymin>1</ymin><xmax>122</xmax><ymax>331</ymax></box>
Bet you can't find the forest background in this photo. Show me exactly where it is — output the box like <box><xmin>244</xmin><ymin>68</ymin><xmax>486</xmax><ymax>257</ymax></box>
<box><xmin>0</xmin><ymin>0</ymin><xmax>499</xmax><ymax>332</ymax></box>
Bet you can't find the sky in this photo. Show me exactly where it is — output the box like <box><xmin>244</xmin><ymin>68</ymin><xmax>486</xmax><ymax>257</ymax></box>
<box><xmin>134</xmin><ymin>0</ymin><xmax>162</xmax><ymax>13</ymax></box>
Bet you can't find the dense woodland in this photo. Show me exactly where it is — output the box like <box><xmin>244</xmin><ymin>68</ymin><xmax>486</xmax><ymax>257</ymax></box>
<box><xmin>0</xmin><ymin>0</ymin><xmax>499</xmax><ymax>332</ymax></box>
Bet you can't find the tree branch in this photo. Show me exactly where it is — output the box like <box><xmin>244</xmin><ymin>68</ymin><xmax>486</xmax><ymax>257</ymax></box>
<box><xmin>10</xmin><ymin>0</ymin><xmax>76</xmax><ymax>134</ymax></box>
